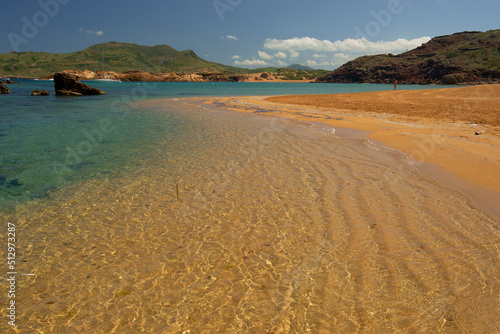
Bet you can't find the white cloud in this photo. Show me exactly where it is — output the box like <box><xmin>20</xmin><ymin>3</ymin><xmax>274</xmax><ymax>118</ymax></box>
<box><xmin>313</xmin><ymin>54</ymin><xmax>327</xmax><ymax>58</ymax></box>
<box><xmin>222</xmin><ymin>35</ymin><xmax>239</xmax><ymax>40</ymax></box>
<box><xmin>305</xmin><ymin>60</ymin><xmax>319</xmax><ymax>66</ymax></box>
<box><xmin>289</xmin><ymin>50</ymin><xmax>300</xmax><ymax>59</ymax></box>
<box><xmin>258</xmin><ymin>51</ymin><xmax>273</xmax><ymax>60</ymax></box>
<box><xmin>276</xmin><ymin>60</ymin><xmax>288</xmax><ymax>67</ymax></box>
<box><xmin>264</xmin><ymin>36</ymin><xmax>430</xmax><ymax>54</ymax></box>
<box><xmin>80</xmin><ymin>28</ymin><xmax>104</xmax><ymax>36</ymax></box>
<box><xmin>274</xmin><ymin>52</ymin><xmax>287</xmax><ymax>59</ymax></box>
<box><xmin>329</xmin><ymin>53</ymin><xmax>355</xmax><ymax>67</ymax></box>
<box><xmin>232</xmin><ymin>55</ymin><xmax>241</xmax><ymax>59</ymax></box>
<box><xmin>305</xmin><ymin>60</ymin><xmax>331</xmax><ymax>67</ymax></box>
<box><xmin>234</xmin><ymin>59</ymin><xmax>270</xmax><ymax>66</ymax></box>
<box><xmin>332</xmin><ymin>53</ymin><xmax>350</xmax><ymax>60</ymax></box>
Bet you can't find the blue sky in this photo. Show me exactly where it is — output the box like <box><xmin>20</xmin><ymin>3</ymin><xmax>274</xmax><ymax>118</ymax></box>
<box><xmin>1</xmin><ymin>0</ymin><xmax>499</xmax><ymax>70</ymax></box>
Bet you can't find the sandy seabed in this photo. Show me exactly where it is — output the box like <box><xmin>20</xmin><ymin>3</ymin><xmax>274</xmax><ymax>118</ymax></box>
<box><xmin>1</xmin><ymin>88</ymin><xmax>499</xmax><ymax>333</ymax></box>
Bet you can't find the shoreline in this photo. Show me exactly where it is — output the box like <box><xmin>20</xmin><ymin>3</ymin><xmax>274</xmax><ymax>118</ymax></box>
<box><xmin>0</xmin><ymin>74</ymin><xmax>495</xmax><ymax>85</ymax></box>
<box><xmin>199</xmin><ymin>85</ymin><xmax>499</xmax><ymax>219</ymax></box>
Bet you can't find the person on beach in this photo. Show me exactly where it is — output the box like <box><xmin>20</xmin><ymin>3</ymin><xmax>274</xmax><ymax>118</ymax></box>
<box><xmin>394</xmin><ymin>79</ymin><xmax>398</xmax><ymax>90</ymax></box>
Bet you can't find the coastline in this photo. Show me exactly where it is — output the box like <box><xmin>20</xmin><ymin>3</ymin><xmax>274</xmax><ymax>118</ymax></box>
<box><xmin>1</xmin><ymin>71</ymin><xmax>313</xmax><ymax>83</ymax></box>
<box><xmin>202</xmin><ymin>85</ymin><xmax>500</xmax><ymax>219</ymax></box>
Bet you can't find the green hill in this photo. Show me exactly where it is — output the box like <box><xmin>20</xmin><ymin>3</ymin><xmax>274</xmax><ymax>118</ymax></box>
<box><xmin>0</xmin><ymin>41</ymin><xmax>244</xmax><ymax>78</ymax></box>
<box><xmin>287</xmin><ymin>64</ymin><xmax>315</xmax><ymax>71</ymax></box>
<box><xmin>316</xmin><ymin>29</ymin><xmax>500</xmax><ymax>84</ymax></box>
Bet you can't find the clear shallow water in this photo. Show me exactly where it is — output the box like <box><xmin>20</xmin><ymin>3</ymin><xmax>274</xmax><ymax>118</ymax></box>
<box><xmin>0</xmin><ymin>79</ymin><xmax>458</xmax><ymax>211</ymax></box>
<box><xmin>0</xmin><ymin>98</ymin><xmax>498</xmax><ymax>333</ymax></box>
<box><xmin>1</xmin><ymin>81</ymin><xmax>185</xmax><ymax>211</ymax></box>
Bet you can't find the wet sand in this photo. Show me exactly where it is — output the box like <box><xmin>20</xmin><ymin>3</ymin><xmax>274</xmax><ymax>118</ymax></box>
<box><xmin>206</xmin><ymin>85</ymin><xmax>500</xmax><ymax>219</ymax></box>
<box><xmin>1</xmin><ymin>97</ymin><xmax>499</xmax><ymax>333</ymax></box>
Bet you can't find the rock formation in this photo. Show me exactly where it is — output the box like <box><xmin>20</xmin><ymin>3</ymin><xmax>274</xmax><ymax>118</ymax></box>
<box><xmin>0</xmin><ymin>80</ymin><xmax>10</xmax><ymax>94</ymax></box>
<box><xmin>53</xmin><ymin>72</ymin><xmax>105</xmax><ymax>96</ymax></box>
<box><xmin>176</xmin><ymin>73</ymin><xmax>205</xmax><ymax>82</ymax></box>
<box><xmin>94</xmin><ymin>71</ymin><xmax>121</xmax><ymax>81</ymax></box>
<box><xmin>118</xmin><ymin>71</ymin><xmax>205</xmax><ymax>82</ymax></box>
<box><xmin>45</xmin><ymin>69</ymin><xmax>311</xmax><ymax>83</ymax></box>
<box><xmin>30</xmin><ymin>89</ymin><xmax>50</xmax><ymax>96</ymax></box>
<box><xmin>119</xmin><ymin>71</ymin><xmax>164</xmax><ymax>82</ymax></box>
<box><xmin>62</xmin><ymin>70</ymin><xmax>98</xmax><ymax>81</ymax></box>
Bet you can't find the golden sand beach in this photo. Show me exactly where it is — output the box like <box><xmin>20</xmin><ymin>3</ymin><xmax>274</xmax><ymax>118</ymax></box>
<box><xmin>1</xmin><ymin>88</ymin><xmax>499</xmax><ymax>333</ymax></box>
<box><xmin>207</xmin><ymin>85</ymin><xmax>500</xmax><ymax>218</ymax></box>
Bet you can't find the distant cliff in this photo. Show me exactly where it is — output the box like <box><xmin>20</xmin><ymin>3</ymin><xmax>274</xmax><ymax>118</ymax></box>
<box><xmin>316</xmin><ymin>30</ymin><xmax>500</xmax><ymax>85</ymax></box>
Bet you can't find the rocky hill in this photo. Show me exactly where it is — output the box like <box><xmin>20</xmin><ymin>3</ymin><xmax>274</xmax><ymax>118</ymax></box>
<box><xmin>316</xmin><ymin>29</ymin><xmax>500</xmax><ymax>85</ymax></box>
<box><xmin>0</xmin><ymin>41</ymin><xmax>244</xmax><ymax>78</ymax></box>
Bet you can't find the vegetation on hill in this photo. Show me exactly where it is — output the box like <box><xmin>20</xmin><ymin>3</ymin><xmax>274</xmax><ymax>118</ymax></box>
<box><xmin>245</xmin><ymin>67</ymin><xmax>329</xmax><ymax>81</ymax></box>
<box><xmin>0</xmin><ymin>41</ymin><xmax>330</xmax><ymax>81</ymax></box>
<box><xmin>0</xmin><ymin>41</ymin><xmax>245</xmax><ymax>78</ymax></box>
<box><xmin>287</xmin><ymin>64</ymin><xmax>315</xmax><ymax>71</ymax></box>
<box><xmin>275</xmin><ymin>68</ymin><xmax>330</xmax><ymax>81</ymax></box>
<box><xmin>316</xmin><ymin>29</ymin><xmax>500</xmax><ymax>85</ymax></box>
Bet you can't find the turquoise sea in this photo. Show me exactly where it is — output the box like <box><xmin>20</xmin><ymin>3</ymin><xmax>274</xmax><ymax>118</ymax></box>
<box><xmin>0</xmin><ymin>80</ymin><xmax>455</xmax><ymax>211</ymax></box>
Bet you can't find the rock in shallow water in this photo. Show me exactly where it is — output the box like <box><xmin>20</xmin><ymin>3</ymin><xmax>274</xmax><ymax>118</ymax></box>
<box><xmin>0</xmin><ymin>80</ymin><xmax>10</xmax><ymax>94</ymax></box>
<box><xmin>30</xmin><ymin>89</ymin><xmax>50</xmax><ymax>96</ymax></box>
<box><xmin>53</xmin><ymin>72</ymin><xmax>105</xmax><ymax>96</ymax></box>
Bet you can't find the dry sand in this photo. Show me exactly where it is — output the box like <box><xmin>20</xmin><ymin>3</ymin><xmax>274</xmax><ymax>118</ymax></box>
<box><xmin>206</xmin><ymin>85</ymin><xmax>500</xmax><ymax>218</ymax></box>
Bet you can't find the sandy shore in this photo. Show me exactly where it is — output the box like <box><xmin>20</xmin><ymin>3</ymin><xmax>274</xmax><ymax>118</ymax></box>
<box><xmin>205</xmin><ymin>85</ymin><xmax>500</xmax><ymax>219</ymax></box>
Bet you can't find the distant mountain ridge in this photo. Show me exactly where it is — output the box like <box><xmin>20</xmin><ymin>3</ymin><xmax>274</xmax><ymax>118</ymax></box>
<box><xmin>316</xmin><ymin>29</ymin><xmax>500</xmax><ymax>85</ymax></box>
<box><xmin>0</xmin><ymin>41</ymin><xmax>244</xmax><ymax>78</ymax></box>
<box><xmin>287</xmin><ymin>64</ymin><xmax>315</xmax><ymax>71</ymax></box>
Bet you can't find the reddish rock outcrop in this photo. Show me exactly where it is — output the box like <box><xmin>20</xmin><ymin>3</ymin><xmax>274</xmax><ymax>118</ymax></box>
<box><xmin>95</xmin><ymin>71</ymin><xmax>121</xmax><ymax>80</ymax></box>
<box><xmin>176</xmin><ymin>73</ymin><xmax>205</xmax><ymax>82</ymax></box>
<box><xmin>117</xmin><ymin>71</ymin><xmax>205</xmax><ymax>82</ymax></box>
<box><xmin>48</xmin><ymin>69</ymin><xmax>291</xmax><ymax>83</ymax></box>
<box><xmin>54</xmin><ymin>72</ymin><xmax>105</xmax><ymax>96</ymax></box>
<box><xmin>62</xmin><ymin>70</ymin><xmax>97</xmax><ymax>81</ymax></box>
<box><xmin>119</xmin><ymin>71</ymin><xmax>164</xmax><ymax>82</ymax></box>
